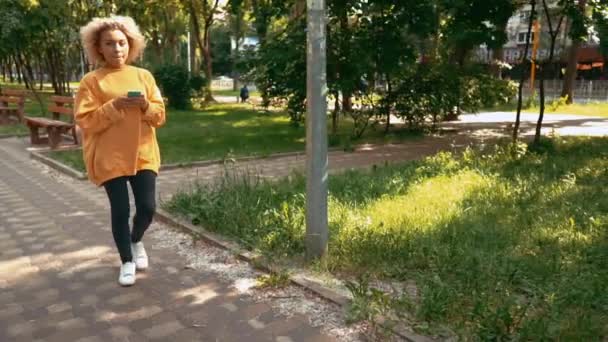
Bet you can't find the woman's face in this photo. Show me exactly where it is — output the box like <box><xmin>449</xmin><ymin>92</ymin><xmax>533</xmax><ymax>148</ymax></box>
<box><xmin>98</xmin><ymin>29</ymin><xmax>130</xmax><ymax>68</ymax></box>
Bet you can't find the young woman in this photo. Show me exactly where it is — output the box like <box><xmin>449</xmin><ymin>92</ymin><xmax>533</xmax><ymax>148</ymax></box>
<box><xmin>75</xmin><ymin>16</ymin><xmax>165</xmax><ymax>286</ymax></box>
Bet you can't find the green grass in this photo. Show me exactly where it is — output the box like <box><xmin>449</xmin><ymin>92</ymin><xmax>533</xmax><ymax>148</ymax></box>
<box><xmin>0</xmin><ymin>124</ymin><xmax>28</xmax><ymax>136</ymax></box>
<box><xmin>165</xmin><ymin>137</ymin><xmax>608</xmax><ymax>339</ymax></box>
<box><xmin>534</xmin><ymin>102</ymin><xmax>608</xmax><ymax>117</ymax></box>
<box><xmin>483</xmin><ymin>99</ymin><xmax>608</xmax><ymax>117</ymax></box>
<box><xmin>47</xmin><ymin>149</ymin><xmax>85</xmax><ymax>172</ymax></box>
<box><xmin>46</xmin><ymin>103</ymin><xmax>423</xmax><ymax>172</ymax></box>
<box><xmin>212</xmin><ymin>89</ymin><xmax>261</xmax><ymax>97</ymax></box>
<box><xmin>158</xmin><ymin>104</ymin><xmax>306</xmax><ymax>164</ymax></box>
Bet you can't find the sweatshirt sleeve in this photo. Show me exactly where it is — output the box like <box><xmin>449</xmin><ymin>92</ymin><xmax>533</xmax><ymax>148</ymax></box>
<box><xmin>74</xmin><ymin>78</ymin><xmax>125</xmax><ymax>135</ymax></box>
<box><xmin>142</xmin><ymin>71</ymin><xmax>166</xmax><ymax>128</ymax></box>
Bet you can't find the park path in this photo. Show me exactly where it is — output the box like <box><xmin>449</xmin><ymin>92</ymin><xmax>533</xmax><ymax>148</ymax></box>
<box><xmin>1</xmin><ymin>110</ymin><xmax>606</xmax><ymax>341</ymax></box>
<box><xmin>0</xmin><ymin>137</ymin><xmax>355</xmax><ymax>342</ymax></box>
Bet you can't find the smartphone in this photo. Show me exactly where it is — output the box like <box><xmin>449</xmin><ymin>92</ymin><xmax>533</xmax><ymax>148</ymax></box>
<box><xmin>127</xmin><ymin>90</ymin><xmax>142</xmax><ymax>98</ymax></box>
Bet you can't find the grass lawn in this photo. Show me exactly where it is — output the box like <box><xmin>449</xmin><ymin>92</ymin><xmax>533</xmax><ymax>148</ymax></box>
<box><xmin>47</xmin><ymin>149</ymin><xmax>85</xmax><ymax>172</ymax></box>
<box><xmin>165</xmin><ymin>136</ymin><xmax>608</xmax><ymax>340</ymax></box>
<box><xmin>0</xmin><ymin>124</ymin><xmax>29</xmax><ymax>136</ymax></box>
<box><xmin>47</xmin><ymin>103</ymin><xmax>423</xmax><ymax>173</ymax></box>
<box><xmin>212</xmin><ymin>89</ymin><xmax>261</xmax><ymax>98</ymax></box>
<box><xmin>483</xmin><ymin>100</ymin><xmax>608</xmax><ymax>117</ymax></box>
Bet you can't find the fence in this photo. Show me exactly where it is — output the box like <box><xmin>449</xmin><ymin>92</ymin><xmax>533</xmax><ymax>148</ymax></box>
<box><xmin>210</xmin><ymin>79</ymin><xmax>257</xmax><ymax>91</ymax></box>
<box><xmin>523</xmin><ymin>79</ymin><xmax>608</xmax><ymax>103</ymax></box>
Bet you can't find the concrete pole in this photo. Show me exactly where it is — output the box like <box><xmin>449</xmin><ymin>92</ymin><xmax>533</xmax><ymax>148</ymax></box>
<box><xmin>187</xmin><ymin>31</ymin><xmax>192</xmax><ymax>74</ymax></box>
<box><xmin>305</xmin><ymin>0</ymin><xmax>328</xmax><ymax>260</ymax></box>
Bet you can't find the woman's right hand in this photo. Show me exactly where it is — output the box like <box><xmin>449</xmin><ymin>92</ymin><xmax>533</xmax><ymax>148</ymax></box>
<box><xmin>113</xmin><ymin>96</ymin><xmax>146</xmax><ymax>111</ymax></box>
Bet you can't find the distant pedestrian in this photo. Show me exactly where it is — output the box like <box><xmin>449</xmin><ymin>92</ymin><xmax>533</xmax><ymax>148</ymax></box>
<box><xmin>75</xmin><ymin>16</ymin><xmax>166</xmax><ymax>287</ymax></box>
<box><xmin>240</xmin><ymin>84</ymin><xmax>250</xmax><ymax>103</ymax></box>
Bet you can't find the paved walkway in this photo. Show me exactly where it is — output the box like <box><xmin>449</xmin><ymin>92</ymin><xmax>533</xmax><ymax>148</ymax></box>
<box><xmin>0</xmin><ymin>138</ymin><xmax>348</xmax><ymax>342</ymax></box>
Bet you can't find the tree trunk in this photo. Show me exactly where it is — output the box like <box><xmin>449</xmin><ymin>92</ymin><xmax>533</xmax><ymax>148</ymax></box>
<box><xmin>292</xmin><ymin>0</ymin><xmax>306</xmax><ymax>19</ymax></box>
<box><xmin>8</xmin><ymin>61</ymin><xmax>14</xmax><ymax>83</ymax></box>
<box><xmin>13</xmin><ymin>54</ymin><xmax>23</xmax><ymax>85</ymax></box>
<box><xmin>22</xmin><ymin>53</ymin><xmax>36</xmax><ymax>91</ymax></box>
<box><xmin>232</xmin><ymin>20</ymin><xmax>242</xmax><ymax>91</ymax></box>
<box><xmin>384</xmin><ymin>75</ymin><xmax>392</xmax><ymax>134</ymax></box>
<box><xmin>1</xmin><ymin>59</ymin><xmax>6</xmax><ymax>82</ymax></box>
<box><xmin>38</xmin><ymin>58</ymin><xmax>44</xmax><ymax>90</ymax></box>
<box><xmin>561</xmin><ymin>0</ymin><xmax>586</xmax><ymax>104</ymax></box>
<box><xmin>535</xmin><ymin>0</ymin><xmax>564</xmax><ymax>144</ymax></box>
<box><xmin>8</xmin><ymin>59</ymin><xmax>14</xmax><ymax>83</ymax></box>
<box><xmin>46</xmin><ymin>50</ymin><xmax>59</xmax><ymax>93</ymax></box>
<box><xmin>331</xmin><ymin>92</ymin><xmax>340</xmax><ymax>135</ymax></box>
<box><xmin>251</xmin><ymin>0</ymin><xmax>270</xmax><ymax>44</ymax></box>
<box><xmin>151</xmin><ymin>31</ymin><xmax>163</xmax><ymax>65</ymax></box>
<box><xmin>52</xmin><ymin>49</ymin><xmax>64</xmax><ymax>94</ymax></box>
<box><xmin>491</xmin><ymin>47</ymin><xmax>504</xmax><ymax>78</ymax></box>
<box><xmin>173</xmin><ymin>38</ymin><xmax>180</xmax><ymax>65</ymax></box>
<box><xmin>561</xmin><ymin>41</ymin><xmax>580</xmax><ymax>104</ymax></box>
<box><xmin>189</xmin><ymin>0</ymin><xmax>217</xmax><ymax>102</ymax></box>
<box><xmin>190</xmin><ymin>17</ymin><xmax>200</xmax><ymax>75</ymax></box>
<box><xmin>338</xmin><ymin>9</ymin><xmax>352</xmax><ymax>112</ymax></box>
<box><xmin>514</xmin><ymin>0</ymin><xmax>537</xmax><ymax>142</ymax></box>
<box><xmin>203</xmin><ymin>28</ymin><xmax>214</xmax><ymax>102</ymax></box>
<box><xmin>536</xmin><ymin>67</ymin><xmax>546</xmax><ymax>144</ymax></box>
<box><xmin>15</xmin><ymin>53</ymin><xmax>33</xmax><ymax>89</ymax></box>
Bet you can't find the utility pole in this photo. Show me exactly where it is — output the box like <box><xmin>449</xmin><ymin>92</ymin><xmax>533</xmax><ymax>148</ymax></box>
<box><xmin>530</xmin><ymin>20</ymin><xmax>540</xmax><ymax>91</ymax></box>
<box><xmin>187</xmin><ymin>31</ymin><xmax>192</xmax><ymax>74</ymax></box>
<box><xmin>305</xmin><ymin>0</ymin><xmax>328</xmax><ymax>260</ymax></box>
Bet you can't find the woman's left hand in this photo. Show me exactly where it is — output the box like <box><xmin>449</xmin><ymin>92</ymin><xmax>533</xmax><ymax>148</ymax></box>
<box><xmin>129</xmin><ymin>96</ymin><xmax>149</xmax><ymax>111</ymax></box>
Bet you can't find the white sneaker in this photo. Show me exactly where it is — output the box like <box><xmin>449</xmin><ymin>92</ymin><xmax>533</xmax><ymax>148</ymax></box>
<box><xmin>118</xmin><ymin>262</ymin><xmax>136</xmax><ymax>286</ymax></box>
<box><xmin>131</xmin><ymin>242</ymin><xmax>149</xmax><ymax>270</ymax></box>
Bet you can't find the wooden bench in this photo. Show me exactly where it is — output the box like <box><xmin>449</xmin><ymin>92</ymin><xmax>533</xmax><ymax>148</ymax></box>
<box><xmin>0</xmin><ymin>89</ymin><xmax>26</xmax><ymax>125</ymax></box>
<box><xmin>24</xmin><ymin>96</ymin><xmax>78</xmax><ymax>149</ymax></box>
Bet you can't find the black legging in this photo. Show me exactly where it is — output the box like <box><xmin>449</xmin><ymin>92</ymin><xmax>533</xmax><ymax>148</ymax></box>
<box><xmin>103</xmin><ymin>170</ymin><xmax>157</xmax><ymax>263</ymax></box>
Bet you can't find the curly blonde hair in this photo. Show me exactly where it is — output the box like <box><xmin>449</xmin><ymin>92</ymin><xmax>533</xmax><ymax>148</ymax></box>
<box><xmin>80</xmin><ymin>15</ymin><xmax>146</xmax><ymax>66</ymax></box>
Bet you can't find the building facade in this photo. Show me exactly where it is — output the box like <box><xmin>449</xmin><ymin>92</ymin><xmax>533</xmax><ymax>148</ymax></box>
<box><xmin>474</xmin><ymin>4</ymin><xmax>601</xmax><ymax>67</ymax></box>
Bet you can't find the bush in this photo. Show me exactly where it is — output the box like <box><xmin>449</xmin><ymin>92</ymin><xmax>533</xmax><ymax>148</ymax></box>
<box><xmin>153</xmin><ymin>64</ymin><xmax>192</xmax><ymax>109</ymax></box>
<box><xmin>189</xmin><ymin>74</ymin><xmax>206</xmax><ymax>96</ymax></box>
<box><xmin>390</xmin><ymin>64</ymin><xmax>517</xmax><ymax>127</ymax></box>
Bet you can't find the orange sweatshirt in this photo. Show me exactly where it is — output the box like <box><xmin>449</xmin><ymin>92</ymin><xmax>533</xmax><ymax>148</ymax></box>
<box><xmin>74</xmin><ymin>65</ymin><xmax>166</xmax><ymax>186</ymax></box>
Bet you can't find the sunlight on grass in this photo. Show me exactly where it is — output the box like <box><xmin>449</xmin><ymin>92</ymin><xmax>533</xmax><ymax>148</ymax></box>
<box><xmin>489</xmin><ymin>100</ymin><xmax>608</xmax><ymax>117</ymax></box>
<box><xmin>165</xmin><ymin>137</ymin><xmax>608</xmax><ymax>339</ymax></box>
<box><xmin>360</xmin><ymin>172</ymin><xmax>488</xmax><ymax>232</ymax></box>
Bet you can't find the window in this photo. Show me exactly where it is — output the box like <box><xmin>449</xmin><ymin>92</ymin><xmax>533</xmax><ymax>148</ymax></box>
<box><xmin>518</xmin><ymin>33</ymin><xmax>527</xmax><ymax>43</ymax></box>
<box><xmin>517</xmin><ymin>32</ymin><xmax>535</xmax><ymax>44</ymax></box>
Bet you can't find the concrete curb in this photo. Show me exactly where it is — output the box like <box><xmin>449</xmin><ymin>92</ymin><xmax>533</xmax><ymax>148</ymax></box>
<box><xmin>155</xmin><ymin>208</ymin><xmax>436</xmax><ymax>342</ymax></box>
<box><xmin>30</xmin><ymin>150</ymin><xmax>88</xmax><ymax>180</ymax></box>
<box><xmin>154</xmin><ymin>208</ymin><xmax>351</xmax><ymax>306</ymax></box>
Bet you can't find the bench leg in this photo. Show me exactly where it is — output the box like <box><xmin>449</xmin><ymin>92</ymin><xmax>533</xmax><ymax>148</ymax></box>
<box><xmin>9</xmin><ymin>110</ymin><xmax>19</xmax><ymax>123</ymax></box>
<box><xmin>29</xmin><ymin>125</ymin><xmax>44</xmax><ymax>144</ymax></box>
<box><xmin>0</xmin><ymin>112</ymin><xmax>8</xmax><ymax>125</ymax></box>
<box><xmin>72</xmin><ymin>126</ymin><xmax>79</xmax><ymax>145</ymax></box>
<box><xmin>47</xmin><ymin>127</ymin><xmax>62</xmax><ymax>149</ymax></box>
